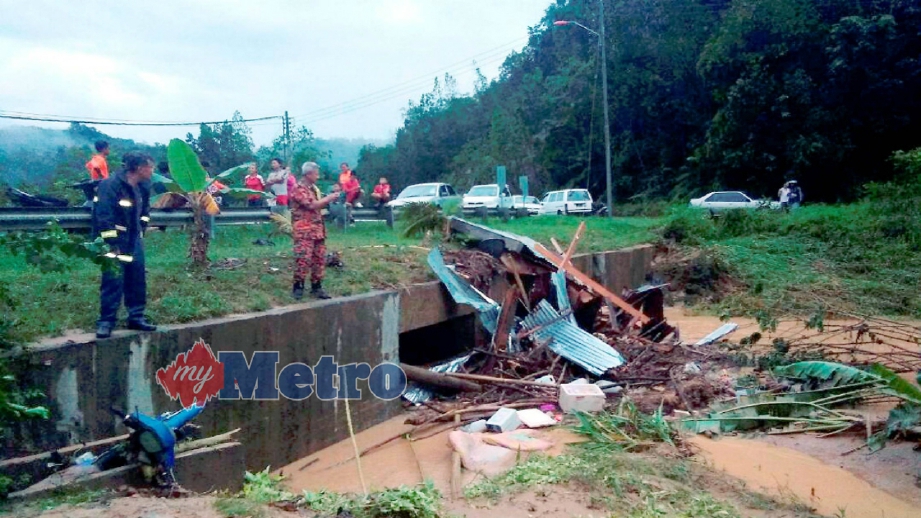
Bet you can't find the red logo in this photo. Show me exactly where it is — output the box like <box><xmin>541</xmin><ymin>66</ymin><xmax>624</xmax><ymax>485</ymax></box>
<box><xmin>156</xmin><ymin>339</ymin><xmax>225</xmax><ymax>408</ymax></box>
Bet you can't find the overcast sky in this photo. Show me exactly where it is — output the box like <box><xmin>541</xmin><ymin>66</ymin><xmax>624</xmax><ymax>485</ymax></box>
<box><xmin>0</xmin><ymin>0</ymin><xmax>552</xmax><ymax>147</ymax></box>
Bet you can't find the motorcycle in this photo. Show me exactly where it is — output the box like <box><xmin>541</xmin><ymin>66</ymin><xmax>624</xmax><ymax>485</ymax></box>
<box><xmin>94</xmin><ymin>404</ymin><xmax>205</xmax><ymax>487</ymax></box>
<box><xmin>17</xmin><ymin>404</ymin><xmax>205</xmax><ymax>496</ymax></box>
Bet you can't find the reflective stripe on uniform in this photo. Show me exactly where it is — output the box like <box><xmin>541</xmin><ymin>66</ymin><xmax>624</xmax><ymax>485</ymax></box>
<box><xmin>115</xmin><ymin>225</ymin><xmax>127</xmax><ymax>231</ymax></box>
<box><xmin>100</xmin><ymin>230</ymin><xmax>118</xmax><ymax>238</ymax></box>
<box><xmin>140</xmin><ymin>216</ymin><xmax>150</xmax><ymax>222</ymax></box>
<box><xmin>119</xmin><ymin>199</ymin><xmax>133</xmax><ymax>207</ymax></box>
<box><xmin>92</xmin><ymin>196</ymin><xmax>99</xmax><ymax>203</ymax></box>
<box><xmin>116</xmin><ymin>254</ymin><xmax>134</xmax><ymax>263</ymax></box>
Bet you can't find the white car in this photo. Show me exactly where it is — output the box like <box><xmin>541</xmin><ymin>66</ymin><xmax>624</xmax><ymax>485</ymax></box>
<box><xmin>538</xmin><ymin>189</ymin><xmax>593</xmax><ymax>215</ymax></box>
<box><xmin>689</xmin><ymin>191</ymin><xmax>780</xmax><ymax>211</ymax></box>
<box><xmin>386</xmin><ymin>182</ymin><xmax>460</xmax><ymax>208</ymax></box>
<box><xmin>462</xmin><ymin>184</ymin><xmax>512</xmax><ymax>210</ymax></box>
<box><xmin>510</xmin><ymin>195</ymin><xmax>541</xmax><ymax>215</ymax></box>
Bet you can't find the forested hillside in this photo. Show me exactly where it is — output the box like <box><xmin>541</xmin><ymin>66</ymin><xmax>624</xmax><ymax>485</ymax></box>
<box><xmin>0</xmin><ymin>115</ymin><xmax>378</xmax><ymax>205</ymax></box>
<box><xmin>356</xmin><ymin>0</ymin><xmax>921</xmax><ymax>203</ymax></box>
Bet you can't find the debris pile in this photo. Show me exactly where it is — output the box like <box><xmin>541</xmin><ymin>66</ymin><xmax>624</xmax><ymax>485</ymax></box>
<box><xmin>402</xmin><ymin>217</ymin><xmax>921</xmax><ymax>458</ymax></box>
<box><xmin>400</xmin><ymin>217</ymin><xmax>737</xmax><ymax>428</ymax></box>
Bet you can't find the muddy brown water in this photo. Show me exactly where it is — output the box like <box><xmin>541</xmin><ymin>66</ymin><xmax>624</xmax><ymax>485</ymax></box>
<box><xmin>277</xmin><ymin>309</ymin><xmax>921</xmax><ymax>514</ymax></box>
<box><xmin>691</xmin><ymin>436</ymin><xmax>918</xmax><ymax>518</ymax></box>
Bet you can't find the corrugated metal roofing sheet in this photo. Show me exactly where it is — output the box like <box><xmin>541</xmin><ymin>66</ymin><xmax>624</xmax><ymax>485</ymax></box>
<box><xmin>520</xmin><ymin>300</ymin><xmax>625</xmax><ymax>376</ymax></box>
<box><xmin>448</xmin><ymin>217</ymin><xmax>554</xmax><ymax>266</ymax></box>
<box><xmin>694</xmin><ymin>323</ymin><xmax>739</xmax><ymax>346</ymax></box>
<box><xmin>427</xmin><ymin>248</ymin><xmax>499</xmax><ymax>334</ymax></box>
<box><xmin>551</xmin><ymin>270</ymin><xmax>577</xmax><ymax>326</ymax></box>
<box><xmin>402</xmin><ymin>353</ymin><xmax>475</xmax><ymax>404</ymax></box>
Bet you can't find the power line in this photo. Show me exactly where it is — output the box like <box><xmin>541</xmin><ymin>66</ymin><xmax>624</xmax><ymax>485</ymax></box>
<box><xmin>0</xmin><ymin>112</ymin><xmax>282</xmax><ymax>127</ymax></box>
<box><xmin>295</xmin><ymin>52</ymin><xmax>513</xmax><ymax>126</ymax></box>
<box><xmin>291</xmin><ymin>36</ymin><xmax>529</xmax><ymax>120</ymax></box>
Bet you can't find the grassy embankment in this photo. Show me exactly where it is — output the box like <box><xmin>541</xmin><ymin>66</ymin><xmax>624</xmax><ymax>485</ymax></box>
<box><xmin>0</xmin><ymin>216</ymin><xmax>660</xmax><ymax>343</ymax></box>
<box><xmin>3</xmin><ymin>197</ymin><xmax>918</xmax><ymax>344</ymax></box>
<box><xmin>659</xmin><ymin>203</ymin><xmax>921</xmax><ymax>321</ymax></box>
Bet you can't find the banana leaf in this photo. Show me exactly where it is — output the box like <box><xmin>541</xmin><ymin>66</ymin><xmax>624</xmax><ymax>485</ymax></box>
<box><xmin>151</xmin><ymin>172</ymin><xmax>185</xmax><ymax>193</ymax></box>
<box><xmin>869</xmin><ymin>364</ymin><xmax>921</xmax><ymax>405</ymax></box>
<box><xmin>167</xmin><ymin>139</ymin><xmax>208</xmax><ymax>192</ymax></box>
<box><xmin>774</xmin><ymin>361</ymin><xmax>883</xmax><ymax>389</ymax></box>
<box><xmin>776</xmin><ymin>361</ymin><xmax>921</xmax><ymax>405</ymax></box>
<box><xmin>214</xmin><ymin>162</ymin><xmax>254</xmax><ymax>182</ymax></box>
<box><xmin>150</xmin><ymin>192</ymin><xmax>189</xmax><ymax>209</ymax></box>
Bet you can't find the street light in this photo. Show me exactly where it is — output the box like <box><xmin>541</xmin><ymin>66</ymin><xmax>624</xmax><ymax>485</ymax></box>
<box><xmin>553</xmin><ymin>2</ymin><xmax>614</xmax><ymax>217</ymax></box>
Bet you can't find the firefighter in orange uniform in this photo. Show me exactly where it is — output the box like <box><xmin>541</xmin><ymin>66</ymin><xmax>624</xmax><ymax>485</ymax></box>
<box><xmin>289</xmin><ymin>162</ymin><xmax>341</xmax><ymax>300</ymax></box>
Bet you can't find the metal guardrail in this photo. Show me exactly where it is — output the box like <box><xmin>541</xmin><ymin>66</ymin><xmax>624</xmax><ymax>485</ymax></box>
<box><xmin>0</xmin><ymin>207</ymin><xmax>273</xmax><ymax>232</ymax></box>
<box><xmin>0</xmin><ymin>204</ymin><xmax>532</xmax><ymax>232</ymax></box>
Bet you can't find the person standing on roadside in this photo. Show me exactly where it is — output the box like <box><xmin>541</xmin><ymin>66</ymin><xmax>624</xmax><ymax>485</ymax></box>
<box><xmin>92</xmin><ymin>151</ymin><xmax>157</xmax><ymax>339</ymax></box>
<box><xmin>244</xmin><ymin>163</ymin><xmax>266</xmax><ymax>207</ymax></box>
<box><xmin>266</xmin><ymin>158</ymin><xmax>290</xmax><ymax>214</ymax></box>
<box><xmin>289</xmin><ymin>162</ymin><xmax>340</xmax><ymax>300</ymax></box>
<box><xmin>86</xmin><ymin>140</ymin><xmax>110</xmax><ymax>181</ymax></box>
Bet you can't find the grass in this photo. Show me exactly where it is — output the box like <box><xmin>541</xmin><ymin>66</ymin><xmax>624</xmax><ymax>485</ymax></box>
<box><xmin>213</xmin><ymin>468</ymin><xmax>443</xmax><ymax>518</ymax></box>
<box><xmin>0</xmin><ymin>488</ymin><xmax>111</xmax><ymax>515</ymax></box>
<box><xmin>461</xmin><ymin>416</ymin><xmax>820</xmax><ymax>518</ymax></box>
<box><xmin>657</xmin><ymin>204</ymin><xmax>921</xmax><ymax>320</ymax></box>
<box><xmin>0</xmin><ymin>214</ymin><xmax>656</xmax><ymax>344</ymax></box>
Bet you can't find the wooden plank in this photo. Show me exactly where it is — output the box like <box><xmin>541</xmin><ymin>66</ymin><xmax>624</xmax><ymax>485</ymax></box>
<box><xmin>560</xmin><ymin>221</ymin><xmax>586</xmax><ymax>269</ymax></box>
<box><xmin>550</xmin><ymin>238</ymin><xmax>565</xmax><ymax>255</ymax></box>
<box><xmin>493</xmin><ymin>288</ymin><xmax>520</xmax><ymax>352</ymax></box>
<box><xmin>500</xmin><ymin>255</ymin><xmax>531</xmax><ymax>311</ymax></box>
<box><xmin>532</xmin><ymin>242</ymin><xmax>649</xmax><ymax>323</ymax></box>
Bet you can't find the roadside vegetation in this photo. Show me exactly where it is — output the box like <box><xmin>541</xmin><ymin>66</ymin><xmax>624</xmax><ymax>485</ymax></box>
<box><xmin>0</xmin><ymin>215</ymin><xmax>660</xmax><ymax>344</ymax></box>
<box><xmin>656</xmin><ymin>147</ymin><xmax>921</xmax><ymax>322</ymax></box>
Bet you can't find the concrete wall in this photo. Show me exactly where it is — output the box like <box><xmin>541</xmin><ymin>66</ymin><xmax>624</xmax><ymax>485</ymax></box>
<box><xmin>14</xmin><ymin>290</ymin><xmax>403</xmax><ymax>476</ymax></box>
<box><xmin>4</xmin><ymin>244</ymin><xmax>655</xmax><ymax>487</ymax></box>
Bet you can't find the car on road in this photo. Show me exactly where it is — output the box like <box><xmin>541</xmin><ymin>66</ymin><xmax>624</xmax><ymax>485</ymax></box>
<box><xmin>689</xmin><ymin>191</ymin><xmax>780</xmax><ymax>211</ymax></box>
<box><xmin>386</xmin><ymin>182</ymin><xmax>460</xmax><ymax>208</ymax></box>
<box><xmin>462</xmin><ymin>184</ymin><xmax>512</xmax><ymax>210</ymax></box>
<box><xmin>538</xmin><ymin>189</ymin><xmax>593</xmax><ymax>215</ymax></box>
<box><xmin>510</xmin><ymin>195</ymin><xmax>541</xmax><ymax>215</ymax></box>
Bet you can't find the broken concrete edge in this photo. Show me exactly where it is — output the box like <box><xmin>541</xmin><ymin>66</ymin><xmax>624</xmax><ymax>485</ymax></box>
<box><xmin>7</xmin><ymin>441</ymin><xmax>245</xmax><ymax>502</ymax></box>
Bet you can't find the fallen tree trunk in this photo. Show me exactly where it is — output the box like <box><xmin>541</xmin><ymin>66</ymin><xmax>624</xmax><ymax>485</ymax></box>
<box><xmin>401</xmin><ymin>363</ymin><xmax>483</xmax><ymax>392</ymax></box>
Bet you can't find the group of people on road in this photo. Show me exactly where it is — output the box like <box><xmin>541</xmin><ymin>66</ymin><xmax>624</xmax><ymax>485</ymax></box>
<box><xmin>85</xmin><ymin>146</ymin><xmax>368</xmax><ymax>339</ymax></box>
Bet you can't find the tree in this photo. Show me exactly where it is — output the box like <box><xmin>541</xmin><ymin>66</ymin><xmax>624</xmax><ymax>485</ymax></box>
<box><xmin>153</xmin><ymin>139</ymin><xmax>267</xmax><ymax>266</ymax></box>
<box><xmin>185</xmin><ymin>111</ymin><xmax>256</xmax><ymax>173</ymax></box>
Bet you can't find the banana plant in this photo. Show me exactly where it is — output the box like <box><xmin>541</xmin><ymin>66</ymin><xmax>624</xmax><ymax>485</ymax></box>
<box><xmin>152</xmin><ymin>139</ymin><xmax>269</xmax><ymax>266</ymax></box>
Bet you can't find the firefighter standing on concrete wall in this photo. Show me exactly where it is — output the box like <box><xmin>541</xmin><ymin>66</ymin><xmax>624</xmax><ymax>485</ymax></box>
<box><xmin>92</xmin><ymin>151</ymin><xmax>158</xmax><ymax>339</ymax></box>
<box><xmin>289</xmin><ymin>161</ymin><xmax>341</xmax><ymax>301</ymax></box>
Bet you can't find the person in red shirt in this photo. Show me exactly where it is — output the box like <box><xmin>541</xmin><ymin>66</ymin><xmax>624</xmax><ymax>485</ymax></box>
<box><xmin>338</xmin><ymin>162</ymin><xmax>363</xmax><ymax>205</ymax></box>
<box><xmin>86</xmin><ymin>140</ymin><xmax>110</xmax><ymax>180</ymax></box>
<box><xmin>243</xmin><ymin>163</ymin><xmax>265</xmax><ymax>206</ymax></box>
<box><xmin>371</xmin><ymin>177</ymin><xmax>391</xmax><ymax>209</ymax></box>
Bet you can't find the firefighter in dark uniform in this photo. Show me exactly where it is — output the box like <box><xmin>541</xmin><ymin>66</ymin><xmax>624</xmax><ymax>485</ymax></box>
<box><xmin>92</xmin><ymin>151</ymin><xmax>157</xmax><ymax>339</ymax></box>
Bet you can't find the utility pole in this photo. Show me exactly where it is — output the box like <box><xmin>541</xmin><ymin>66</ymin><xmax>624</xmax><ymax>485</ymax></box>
<box><xmin>599</xmin><ymin>0</ymin><xmax>614</xmax><ymax>217</ymax></box>
<box><xmin>283</xmin><ymin>111</ymin><xmax>291</xmax><ymax>164</ymax></box>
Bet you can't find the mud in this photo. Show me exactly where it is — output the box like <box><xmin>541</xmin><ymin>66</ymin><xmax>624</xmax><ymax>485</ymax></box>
<box><xmin>277</xmin><ymin>415</ymin><xmax>587</xmax><ymax>496</ymax></box>
<box><xmin>691</xmin><ymin>435</ymin><xmax>918</xmax><ymax>518</ymax></box>
<box><xmin>757</xmin><ymin>434</ymin><xmax>921</xmax><ymax>508</ymax></box>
